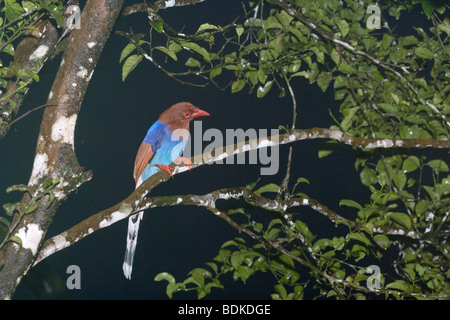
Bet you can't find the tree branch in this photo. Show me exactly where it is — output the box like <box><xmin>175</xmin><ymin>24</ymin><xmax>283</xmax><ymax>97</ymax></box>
<box><xmin>34</xmin><ymin>124</ymin><xmax>440</xmax><ymax>264</ymax></box>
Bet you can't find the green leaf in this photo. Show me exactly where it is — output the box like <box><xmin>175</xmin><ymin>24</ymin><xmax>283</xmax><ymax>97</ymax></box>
<box><xmin>122</xmin><ymin>55</ymin><xmax>142</xmax><ymax>81</ymax></box>
<box><xmin>3</xmin><ymin>203</ymin><xmax>17</xmax><ymax>216</ymax></box>
<box><xmin>318</xmin><ymin>140</ymin><xmax>336</xmax><ymax>158</ymax></box>
<box><xmin>257</xmin><ymin>68</ymin><xmax>268</xmax><ymax>84</ymax></box>
<box><xmin>264</xmin><ymin>16</ymin><xmax>283</xmax><ymax>29</ymax></box>
<box><xmin>197</xmin><ymin>23</ymin><xmax>219</xmax><ymax>33</ymax></box>
<box><xmin>180</xmin><ymin>41</ymin><xmax>211</xmax><ymax>62</ymax></box>
<box><xmin>206</xmin><ymin>262</ymin><xmax>218</xmax><ymax>274</ymax></box>
<box><xmin>189</xmin><ymin>268</ymin><xmax>211</xmax><ymax>285</ymax></box>
<box><xmin>210</xmin><ymin>67</ymin><xmax>222</xmax><ymax>79</ymax></box>
<box><xmin>231</xmin><ymin>79</ymin><xmax>245</xmax><ymax>93</ymax></box>
<box><xmin>332</xmin><ymin>236</ymin><xmax>345</xmax><ymax>250</ymax></box>
<box><xmin>426</xmin><ymin>159</ymin><xmax>449</xmax><ymax>174</ymax></box>
<box><xmin>185</xmin><ymin>57</ymin><xmax>201</xmax><ymax>68</ymax></box>
<box><xmin>415</xmin><ymin>200</ymin><xmax>429</xmax><ymax>215</ymax></box>
<box><xmin>360</xmin><ymin>168</ymin><xmax>377</xmax><ymax>186</ymax></box>
<box><xmin>6</xmin><ymin>184</ymin><xmax>29</xmax><ymax>193</ymax></box>
<box><xmin>0</xmin><ymin>216</ymin><xmax>10</xmax><ymax>228</ymax></box>
<box><xmin>22</xmin><ymin>1</ymin><xmax>37</xmax><ymax>11</ymax></box>
<box><xmin>386</xmin><ymin>280</ymin><xmax>407</xmax><ymax>291</ymax></box>
<box><xmin>288</xmin><ymin>60</ymin><xmax>301</xmax><ymax>73</ymax></box>
<box><xmin>49</xmin><ymin>7</ymin><xmax>63</xmax><ymax>27</ymax></box>
<box><xmin>8</xmin><ymin>235</ymin><xmax>22</xmax><ymax>246</ymax></box>
<box><xmin>274</xmin><ymin>284</ymin><xmax>288</xmax><ymax>300</ymax></box>
<box><xmin>388</xmin><ymin>212</ymin><xmax>412</xmax><ymax>229</ymax></box>
<box><xmin>291</xmin><ymin>71</ymin><xmax>309</xmax><ymax>79</ymax></box>
<box><xmin>296</xmin><ymin>177</ymin><xmax>310</xmax><ymax>185</ymax></box>
<box><xmin>276</xmin><ymin>10</ymin><xmax>294</xmax><ymax>27</ymax></box>
<box><xmin>338</xmin><ymin>62</ymin><xmax>356</xmax><ymax>74</ymax></box>
<box><xmin>235</xmin><ymin>265</ymin><xmax>253</xmax><ymax>283</ymax></box>
<box><xmin>378</xmin><ymin>103</ymin><xmax>397</xmax><ymax>113</ymax></box>
<box><xmin>295</xmin><ymin>220</ymin><xmax>313</xmax><ymax>238</ymax></box>
<box><xmin>351</xmin><ymin>244</ymin><xmax>368</xmax><ymax>261</ymax></box>
<box><xmin>257</xmin><ymin>80</ymin><xmax>273</xmax><ymax>98</ymax></box>
<box><xmin>120</xmin><ymin>43</ymin><xmax>137</xmax><ymax>63</ymax></box>
<box><xmin>339</xmin><ymin>199</ymin><xmax>362</xmax><ymax>210</ymax></box>
<box><xmin>149</xmin><ymin>20</ymin><xmax>163</xmax><ymax>32</ymax></box>
<box><xmin>2</xmin><ymin>43</ymin><xmax>14</xmax><ymax>56</ymax></box>
<box><xmin>421</xmin><ymin>0</ymin><xmax>436</xmax><ymax>19</ymax></box>
<box><xmin>392</xmin><ymin>170</ymin><xmax>407</xmax><ymax>190</ymax></box>
<box><xmin>437</xmin><ymin>19</ymin><xmax>450</xmax><ymax>36</ymax></box>
<box><xmin>221</xmin><ymin>237</ymin><xmax>246</xmax><ymax>248</ymax></box>
<box><xmin>373</xmin><ymin>234</ymin><xmax>390</xmax><ymax>250</ymax></box>
<box><xmin>402</xmin><ymin>156</ymin><xmax>420</xmax><ymax>173</ymax></box>
<box><xmin>254</xmin><ymin>183</ymin><xmax>280</xmax><ymax>195</ymax></box>
<box><xmin>154</xmin><ymin>272</ymin><xmax>175</xmax><ymax>285</ymax></box>
<box><xmin>317</xmin><ymin>72</ymin><xmax>332</xmax><ymax>92</ymax></box>
<box><xmin>336</xmin><ymin>19</ymin><xmax>349</xmax><ymax>37</ymax></box>
<box><xmin>311</xmin><ymin>47</ymin><xmax>325</xmax><ymax>64</ymax></box>
<box><xmin>24</xmin><ymin>200</ymin><xmax>38</xmax><ymax>214</ymax></box>
<box><xmin>415</xmin><ymin>47</ymin><xmax>434</xmax><ymax>59</ymax></box>
<box><xmin>235</xmin><ymin>26</ymin><xmax>244</xmax><ymax>38</ymax></box>
<box><xmin>169</xmin><ymin>41</ymin><xmax>182</xmax><ymax>53</ymax></box>
<box><xmin>341</xmin><ymin>107</ymin><xmax>359</xmax><ymax>131</ymax></box>
<box><xmin>266</xmin><ymin>227</ymin><xmax>281</xmax><ymax>241</ymax></box>
<box><xmin>348</xmin><ymin>232</ymin><xmax>372</xmax><ymax>247</ymax></box>
<box><xmin>154</xmin><ymin>46</ymin><xmax>177</xmax><ymax>61</ymax></box>
<box><xmin>308</xmin><ymin>62</ymin><xmax>319</xmax><ymax>81</ymax></box>
<box><xmin>330</xmin><ymin>48</ymin><xmax>340</xmax><ymax>65</ymax></box>
<box><xmin>312</xmin><ymin>238</ymin><xmax>332</xmax><ymax>252</ymax></box>
<box><xmin>230</xmin><ymin>252</ymin><xmax>245</xmax><ymax>270</ymax></box>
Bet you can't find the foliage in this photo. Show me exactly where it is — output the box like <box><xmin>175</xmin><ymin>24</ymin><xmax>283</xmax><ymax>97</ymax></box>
<box><xmin>0</xmin><ymin>177</ymin><xmax>60</xmax><ymax>249</ymax></box>
<box><xmin>0</xmin><ymin>0</ymin><xmax>63</xmax><ymax>97</ymax></box>
<box><xmin>120</xmin><ymin>0</ymin><xmax>450</xmax><ymax>299</ymax></box>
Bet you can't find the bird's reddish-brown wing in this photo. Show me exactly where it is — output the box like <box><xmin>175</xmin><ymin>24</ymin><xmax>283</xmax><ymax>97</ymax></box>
<box><xmin>133</xmin><ymin>142</ymin><xmax>155</xmax><ymax>184</ymax></box>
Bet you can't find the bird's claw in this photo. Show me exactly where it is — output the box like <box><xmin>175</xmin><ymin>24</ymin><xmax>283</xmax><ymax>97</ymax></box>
<box><xmin>154</xmin><ymin>164</ymin><xmax>174</xmax><ymax>177</ymax></box>
<box><xmin>175</xmin><ymin>157</ymin><xmax>192</xmax><ymax>170</ymax></box>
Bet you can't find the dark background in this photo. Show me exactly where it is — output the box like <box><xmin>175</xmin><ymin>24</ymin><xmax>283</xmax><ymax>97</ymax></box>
<box><xmin>0</xmin><ymin>0</ymin><xmax>432</xmax><ymax>299</ymax></box>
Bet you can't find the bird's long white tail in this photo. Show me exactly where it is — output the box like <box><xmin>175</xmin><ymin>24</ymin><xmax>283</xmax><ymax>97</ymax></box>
<box><xmin>123</xmin><ymin>211</ymin><xmax>143</xmax><ymax>279</ymax></box>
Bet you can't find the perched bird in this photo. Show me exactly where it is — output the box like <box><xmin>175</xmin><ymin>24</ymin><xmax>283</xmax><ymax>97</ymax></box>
<box><xmin>123</xmin><ymin>102</ymin><xmax>210</xmax><ymax>279</ymax></box>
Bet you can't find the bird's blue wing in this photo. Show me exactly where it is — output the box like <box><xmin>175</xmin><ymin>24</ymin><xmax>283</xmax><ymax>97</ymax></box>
<box><xmin>141</xmin><ymin>132</ymin><xmax>188</xmax><ymax>181</ymax></box>
<box><xmin>143</xmin><ymin>121</ymin><xmax>167</xmax><ymax>153</ymax></box>
<box><xmin>134</xmin><ymin>121</ymin><xmax>168</xmax><ymax>184</ymax></box>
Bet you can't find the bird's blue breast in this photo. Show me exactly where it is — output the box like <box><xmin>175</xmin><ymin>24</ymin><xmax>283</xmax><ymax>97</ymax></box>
<box><xmin>140</xmin><ymin>121</ymin><xmax>188</xmax><ymax>181</ymax></box>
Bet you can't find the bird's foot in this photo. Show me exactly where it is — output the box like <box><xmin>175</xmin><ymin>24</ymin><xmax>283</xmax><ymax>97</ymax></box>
<box><xmin>175</xmin><ymin>157</ymin><xmax>192</xmax><ymax>170</ymax></box>
<box><xmin>154</xmin><ymin>164</ymin><xmax>174</xmax><ymax>177</ymax></box>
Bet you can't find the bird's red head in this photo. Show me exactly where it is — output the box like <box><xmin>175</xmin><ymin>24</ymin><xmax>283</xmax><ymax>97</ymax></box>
<box><xmin>159</xmin><ymin>102</ymin><xmax>210</xmax><ymax>130</ymax></box>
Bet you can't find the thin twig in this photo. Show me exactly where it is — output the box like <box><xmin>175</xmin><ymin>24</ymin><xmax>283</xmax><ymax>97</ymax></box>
<box><xmin>7</xmin><ymin>104</ymin><xmax>57</xmax><ymax>128</ymax></box>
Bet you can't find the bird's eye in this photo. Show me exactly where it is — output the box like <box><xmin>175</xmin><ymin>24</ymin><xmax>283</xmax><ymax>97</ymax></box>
<box><xmin>184</xmin><ymin>112</ymin><xmax>191</xmax><ymax>118</ymax></box>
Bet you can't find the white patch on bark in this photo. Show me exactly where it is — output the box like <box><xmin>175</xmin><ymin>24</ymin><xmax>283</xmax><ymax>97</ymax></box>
<box><xmin>28</xmin><ymin>153</ymin><xmax>49</xmax><ymax>186</ymax></box>
<box><xmin>29</xmin><ymin>45</ymin><xmax>49</xmax><ymax>60</ymax></box>
<box><xmin>51</xmin><ymin>114</ymin><xmax>77</xmax><ymax>147</ymax></box>
<box><xmin>38</xmin><ymin>234</ymin><xmax>70</xmax><ymax>260</ymax></box>
<box><xmin>15</xmin><ymin>224</ymin><xmax>44</xmax><ymax>255</ymax></box>
<box><xmin>165</xmin><ymin>0</ymin><xmax>176</xmax><ymax>8</ymax></box>
<box><xmin>77</xmin><ymin>66</ymin><xmax>88</xmax><ymax>78</ymax></box>
<box><xmin>99</xmin><ymin>211</ymin><xmax>128</xmax><ymax>228</ymax></box>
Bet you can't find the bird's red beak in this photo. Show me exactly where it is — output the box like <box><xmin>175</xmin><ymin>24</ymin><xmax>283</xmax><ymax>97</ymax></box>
<box><xmin>191</xmin><ymin>108</ymin><xmax>210</xmax><ymax>118</ymax></box>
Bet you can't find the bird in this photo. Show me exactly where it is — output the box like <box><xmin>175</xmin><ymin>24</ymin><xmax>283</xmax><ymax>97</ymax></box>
<box><xmin>123</xmin><ymin>101</ymin><xmax>210</xmax><ymax>279</ymax></box>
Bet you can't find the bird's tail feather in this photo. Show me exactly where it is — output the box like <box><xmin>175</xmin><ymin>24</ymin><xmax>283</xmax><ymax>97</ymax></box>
<box><xmin>123</xmin><ymin>211</ymin><xmax>143</xmax><ymax>279</ymax></box>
